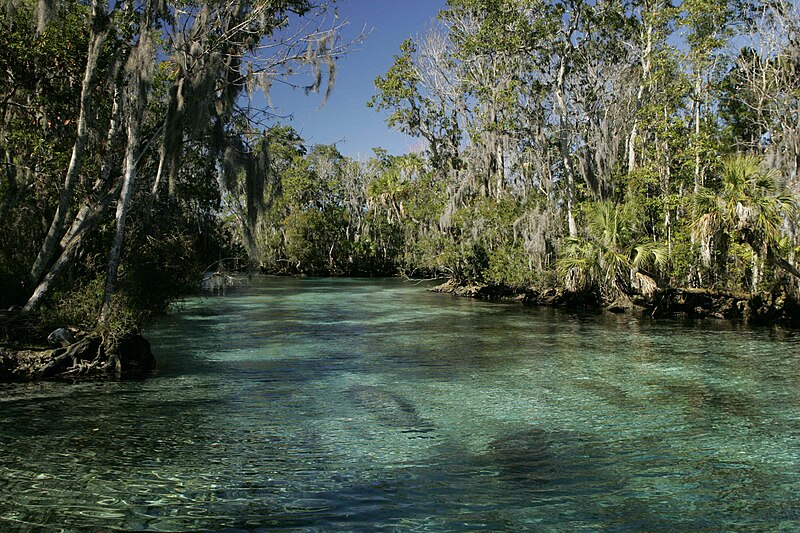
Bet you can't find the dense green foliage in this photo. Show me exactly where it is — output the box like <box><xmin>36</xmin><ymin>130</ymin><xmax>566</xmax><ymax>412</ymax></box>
<box><xmin>248</xmin><ymin>0</ymin><xmax>800</xmax><ymax>308</ymax></box>
<box><xmin>359</xmin><ymin>0</ymin><xmax>800</xmax><ymax>305</ymax></box>
<box><xmin>0</xmin><ymin>0</ymin><xmax>347</xmax><ymax>332</ymax></box>
<box><xmin>3</xmin><ymin>0</ymin><xmax>800</xmax><ymax>336</ymax></box>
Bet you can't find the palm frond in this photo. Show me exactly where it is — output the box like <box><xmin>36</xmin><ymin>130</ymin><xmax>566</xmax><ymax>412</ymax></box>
<box><xmin>632</xmin><ymin>240</ymin><xmax>668</xmax><ymax>270</ymax></box>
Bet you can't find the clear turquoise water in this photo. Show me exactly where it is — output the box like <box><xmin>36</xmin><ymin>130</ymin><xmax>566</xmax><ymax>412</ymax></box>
<box><xmin>2</xmin><ymin>277</ymin><xmax>800</xmax><ymax>531</ymax></box>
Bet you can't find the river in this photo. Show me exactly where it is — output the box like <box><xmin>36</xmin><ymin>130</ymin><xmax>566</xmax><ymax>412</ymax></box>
<box><xmin>1</xmin><ymin>277</ymin><xmax>799</xmax><ymax>531</ymax></box>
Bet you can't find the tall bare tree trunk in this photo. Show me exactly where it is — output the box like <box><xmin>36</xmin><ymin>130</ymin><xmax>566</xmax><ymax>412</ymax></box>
<box><xmin>100</xmin><ymin>26</ymin><xmax>154</xmax><ymax>323</ymax></box>
<box><xmin>99</xmin><ymin>112</ymin><xmax>140</xmax><ymax>323</ymax></box>
<box><xmin>752</xmin><ymin>250</ymin><xmax>760</xmax><ymax>293</ymax></box>
<box><xmin>628</xmin><ymin>19</ymin><xmax>653</xmax><ymax>173</ymax></box>
<box><xmin>693</xmin><ymin>74</ymin><xmax>702</xmax><ymax>194</ymax></box>
<box><xmin>555</xmin><ymin>53</ymin><xmax>578</xmax><ymax>238</ymax></box>
<box><xmin>495</xmin><ymin>136</ymin><xmax>504</xmax><ymax>200</ymax></box>
<box><xmin>23</xmin><ymin>82</ymin><xmax>124</xmax><ymax>313</ymax></box>
<box><xmin>28</xmin><ymin>0</ymin><xmax>109</xmax><ymax>288</ymax></box>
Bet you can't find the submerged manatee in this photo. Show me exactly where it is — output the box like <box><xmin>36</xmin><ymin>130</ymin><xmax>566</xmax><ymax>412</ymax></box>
<box><xmin>484</xmin><ymin>428</ymin><xmax>558</xmax><ymax>483</ymax></box>
<box><xmin>348</xmin><ymin>385</ymin><xmax>434</xmax><ymax>435</ymax></box>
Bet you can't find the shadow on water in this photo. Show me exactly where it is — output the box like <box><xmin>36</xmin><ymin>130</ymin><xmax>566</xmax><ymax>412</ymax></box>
<box><xmin>446</xmin><ymin>424</ymin><xmax>789</xmax><ymax>531</ymax></box>
<box><xmin>2</xmin><ymin>277</ymin><xmax>800</xmax><ymax>530</ymax></box>
<box><xmin>348</xmin><ymin>384</ymin><xmax>435</xmax><ymax>436</ymax></box>
<box><xmin>483</xmin><ymin>427</ymin><xmax>560</xmax><ymax>484</ymax></box>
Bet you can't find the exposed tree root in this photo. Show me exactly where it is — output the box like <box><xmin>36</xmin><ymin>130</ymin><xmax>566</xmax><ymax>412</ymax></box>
<box><xmin>0</xmin><ymin>330</ymin><xmax>155</xmax><ymax>382</ymax></box>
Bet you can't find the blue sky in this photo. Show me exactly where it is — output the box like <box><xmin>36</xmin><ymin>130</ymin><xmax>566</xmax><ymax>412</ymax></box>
<box><xmin>268</xmin><ymin>0</ymin><xmax>448</xmax><ymax>159</ymax></box>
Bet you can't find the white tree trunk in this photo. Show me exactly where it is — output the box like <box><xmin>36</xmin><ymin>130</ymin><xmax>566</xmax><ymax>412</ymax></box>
<box><xmin>694</xmin><ymin>74</ymin><xmax>702</xmax><ymax>194</ymax></box>
<box><xmin>629</xmin><ymin>18</ymin><xmax>653</xmax><ymax>174</ymax></box>
<box><xmin>752</xmin><ymin>250</ymin><xmax>760</xmax><ymax>293</ymax></box>
<box><xmin>555</xmin><ymin>54</ymin><xmax>578</xmax><ymax>238</ymax></box>
<box><xmin>28</xmin><ymin>1</ymin><xmax>108</xmax><ymax>287</ymax></box>
<box><xmin>23</xmin><ymin>65</ymin><xmax>124</xmax><ymax>313</ymax></box>
<box><xmin>99</xmin><ymin>113</ymin><xmax>140</xmax><ymax>323</ymax></box>
<box><xmin>99</xmin><ymin>23</ymin><xmax>155</xmax><ymax>323</ymax></box>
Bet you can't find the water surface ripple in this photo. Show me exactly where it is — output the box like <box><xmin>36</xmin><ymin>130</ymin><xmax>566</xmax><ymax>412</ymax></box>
<box><xmin>2</xmin><ymin>277</ymin><xmax>800</xmax><ymax>531</ymax></box>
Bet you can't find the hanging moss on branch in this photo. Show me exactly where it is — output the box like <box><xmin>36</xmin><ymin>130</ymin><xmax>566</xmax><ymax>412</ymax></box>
<box><xmin>0</xmin><ymin>0</ymin><xmax>360</xmax><ymax>381</ymax></box>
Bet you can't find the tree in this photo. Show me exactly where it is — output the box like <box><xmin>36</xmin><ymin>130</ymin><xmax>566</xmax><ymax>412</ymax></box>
<box><xmin>99</xmin><ymin>6</ymin><xmax>157</xmax><ymax>323</ymax></box>
<box><xmin>692</xmin><ymin>153</ymin><xmax>797</xmax><ymax>292</ymax></box>
<box><xmin>559</xmin><ymin>201</ymin><xmax>667</xmax><ymax>303</ymax></box>
<box><xmin>0</xmin><ymin>0</ymin><xmax>91</xmax><ymax>304</ymax></box>
<box><xmin>681</xmin><ymin>0</ymin><xmax>735</xmax><ymax>193</ymax></box>
<box><xmin>727</xmin><ymin>0</ymin><xmax>800</xmax><ymax>182</ymax></box>
<box><xmin>369</xmin><ymin>36</ymin><xmax>462</xmax><ymax>172</ymax></box>
<box><xmin>2</xmin><ymin>0</ymin><xmax>355</xmax><ymax>324</ymax></box>
<box><xmin>26</xmin><ymin>0</ymin><xmax>117</xmax><ymax>292</ymax></box>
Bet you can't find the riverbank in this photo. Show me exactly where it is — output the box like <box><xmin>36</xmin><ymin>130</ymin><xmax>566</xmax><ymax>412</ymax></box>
<box><xmin>431</xmin><ymin>279</ymin><xmax>800</xmax><ymax>326</ymax></box>
<box><xmin>0</xmin><ymin>311</ymin><xmax>155</xmax><ymax>382</ymax></box>
<box><xmin>2</xmin><ymin>276</ymin><xmax>797</xmax><ymax>531</ymax></box>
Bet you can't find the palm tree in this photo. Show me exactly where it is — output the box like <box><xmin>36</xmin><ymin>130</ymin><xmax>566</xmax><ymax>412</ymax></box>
<box><xmin>367</xmin><ymin>154</ymin><xmax>424</xmax><ymax>224</ymax></box>
<box><xmin>692</xmin><ymin>154</ymin><xmax>797</xmax><ymax>292</ymax></box>
<box><xmin>559</xmin><ymin>202</ymin><xmax>667</xmax><ymax>304</ymax></box>
<box><xmin>367</xmin><ymin>170</ymin><xmax>407</xmax><ymax>224</ymax></box>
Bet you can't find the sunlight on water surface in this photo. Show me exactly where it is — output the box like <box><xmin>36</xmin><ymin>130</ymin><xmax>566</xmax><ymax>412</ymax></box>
<box><xmin>1</xmin><ymin>277</ymin><xmax>800</xmax><ymax>531</ymax></box>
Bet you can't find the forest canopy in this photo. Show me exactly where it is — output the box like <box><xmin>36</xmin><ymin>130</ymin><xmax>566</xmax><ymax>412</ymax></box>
<box><xmin>2</xmin><ymin>0</ymin><xmax>800</xmax><ymax>335</ymax></box>
<box><xmin>0</xmin><ymin>0</ymin><xmax>352</xmax><ymax>331</ymax></box>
